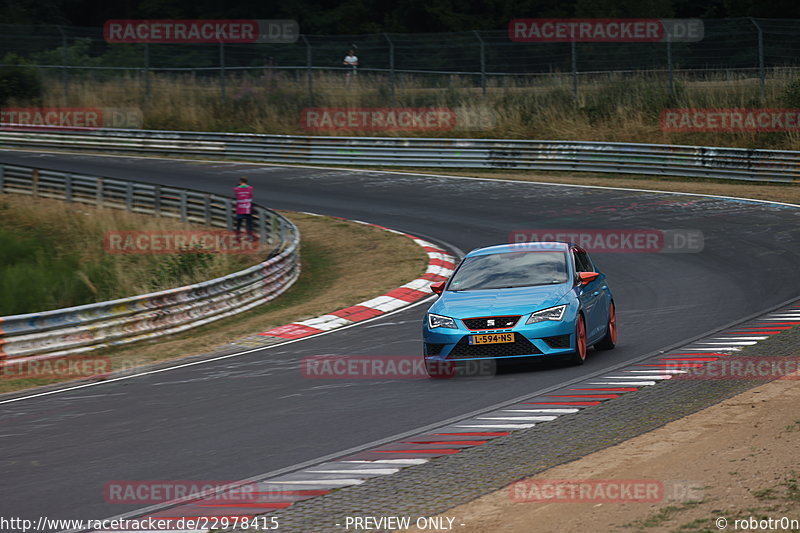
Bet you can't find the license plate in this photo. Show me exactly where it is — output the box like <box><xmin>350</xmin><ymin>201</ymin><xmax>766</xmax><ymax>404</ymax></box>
<box><xmin>469</xmin><ymin>333</ymin><xmax>514</xmax><ymax>345</ymax></box>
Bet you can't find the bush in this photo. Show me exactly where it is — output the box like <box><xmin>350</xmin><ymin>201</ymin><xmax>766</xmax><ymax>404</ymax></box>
<box><xmin>783</xmin><ymin>79</ymin><xmax>800</xmax><ymax>108</ymax></box>
<box><xmin>0</xmin><ymin>53</ymin><xmax>42</xmax><ymax>105</ymax></box>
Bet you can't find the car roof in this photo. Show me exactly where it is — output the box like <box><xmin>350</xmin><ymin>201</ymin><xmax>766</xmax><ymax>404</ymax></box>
<box><xmin>465</xmin><ymin>242</ymin><xmax>571</xmax><ymax>257</ymax></box>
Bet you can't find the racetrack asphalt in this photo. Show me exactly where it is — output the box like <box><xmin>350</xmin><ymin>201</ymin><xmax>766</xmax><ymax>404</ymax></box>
<box><xmin>0</xmin><ymin>150</ymin><xmax>799</xmax><ymax>524</ymax></box>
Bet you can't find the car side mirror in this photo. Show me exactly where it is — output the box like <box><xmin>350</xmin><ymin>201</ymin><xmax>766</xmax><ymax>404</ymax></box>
<box><xmin>430</xmin><ymin>281</ymin><xmax>445</xmax><ymax>295</ymax></box>
<box><xmin>578</xmin><ymin>272</ymin><xmax>600</xmax><ymax>285</ymax></box>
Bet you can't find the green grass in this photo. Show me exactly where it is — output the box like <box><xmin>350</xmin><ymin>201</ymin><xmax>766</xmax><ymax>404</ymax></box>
<box><xmin>0</xmin><ymin>227</ymin><xmax>113</xmax><ymax>315</ymax></box>
<box><xmin>0</xmin><ymin>194</ymin><xmax>261</xmax><ymax>315</ymax></box>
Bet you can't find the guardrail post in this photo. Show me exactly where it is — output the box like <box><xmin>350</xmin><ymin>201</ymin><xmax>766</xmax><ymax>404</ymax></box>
<box><xmin>203</xmin><ymin>193</ymin><xmax>211</xmax><ymax>225</ymax></box>
<box><xmin>259</xmin><ymin>210</ymin><xmax>268</xmax><ymax>243</ymax></box>
<box><xmin>0</xmin><ymin>165</ymin><xmax>4</xmax><ymax>193</ymax></box>
<box><xmin>65</xmin><ymin>173</ymin><xmax>73</xmax><ymax>202</ymax></box>
<box><xmin>225</xmin><ymin>199</ymin><xmax>233</xmax><ymax>230</ymax></box>
<box><xmin>474</xmin><ymin>30</ymin><xmax>487</xmax><ymax>96</ymax></box>
<box><xmin>749</xmin><ymin>18</ymin><xmax>765</xmax><ymax>101</ymax></box>
<box><xmin>180</xmin><ymin>190</ymin><xmax>188</xmax><ymax>222</ymax></box>
<box><xmin>96</xmin><ymin>177</ymin><xmax>103</xmax><ymax>206</ymax></box>
<box><xmin>126</xmin><ymin>182</ymin><xmax>134</xmax><ymax>211</ymax></box>
<box><xmin>32</xmin><ymin>168</ymin><xmax>39</xmax><ymax>196</ymax></box>
<box><xmin>384</xmin><ymin>33</ymin><xmax>396</xmax><ymax>105</ymax></box>
<box><xmin>153</xmin><ymin>184</ymin><xmax>162</xmax><ymax>216</ymax></box>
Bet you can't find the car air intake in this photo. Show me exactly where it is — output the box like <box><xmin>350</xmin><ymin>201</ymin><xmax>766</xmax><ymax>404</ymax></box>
<box><xmin>543</xmin><ymin>334</ymin><xmax>571</xmax><ymax>349</ymax></box>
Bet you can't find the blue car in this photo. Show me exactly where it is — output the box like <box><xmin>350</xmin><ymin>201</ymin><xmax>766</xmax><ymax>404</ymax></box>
<box><xmin>422</xmin><ymin>242</ymin><xmax>616</xmax><ymax>376</ymax></box>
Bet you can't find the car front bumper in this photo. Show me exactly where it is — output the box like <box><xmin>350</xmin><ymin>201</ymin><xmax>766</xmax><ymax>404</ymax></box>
<box><xmin>422</xmin><ymin>319</ymin><xmax>576</xmax><ymax>361</ymax></box>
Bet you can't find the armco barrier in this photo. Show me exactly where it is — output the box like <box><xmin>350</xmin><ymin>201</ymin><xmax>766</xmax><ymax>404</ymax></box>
<box><xmin>1</xmin><ymin>126</ymin><xmax>800</xmax><ymax>183</ymax></box>
<box><xmin>0</xmin><ymin>162</ymin><xmax>300</xmax><ymax>363</ymax></box>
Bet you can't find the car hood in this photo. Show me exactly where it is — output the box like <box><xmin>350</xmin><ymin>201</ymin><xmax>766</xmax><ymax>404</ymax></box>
<box><xmin>430</xmin><ymin>284</ymin><xmax>571</xmax><ymax>319</ymax></box>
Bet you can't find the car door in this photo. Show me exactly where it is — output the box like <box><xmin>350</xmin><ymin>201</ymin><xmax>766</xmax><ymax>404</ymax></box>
<box><xmin>572</xmin><ymin>247</ymin><xmax>606</xmax><ymax>341</ymax></box>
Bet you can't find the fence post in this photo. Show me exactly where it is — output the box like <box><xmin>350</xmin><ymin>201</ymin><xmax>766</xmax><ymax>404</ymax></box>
<box><xmin>219</xmin><ymin>41</ymin><xmax>226</xmax><ymax>103</ymax></box>
<box><xmin>749</xmin><ymin>18</ymin><xmax>765</xmax><ymax>101</ymax></box>
<box><xmin>144</xmin><ymin>43</ymin><xmax>151</xmax><ymax>102</ymax></box>
<box><xmin>301</xmin><ymin>35</ymin><xmax>313</xmax><ymax>107</ymax></box>
<box><xmin>384</xmin><ymin>33</ymin><xmax>396</xmax><ymax>105</ymax></box>
<box><xmin>571</xmin><ymin>40</ymin><xmax>578</xmax><ymax>101</ymax></box>
<box><xmin>474</xmin><ymin>30</ymin><xmax>486</xmax><ymax>96</ymax></box>
<box><xmin>666</xmin><ymin>38</ymin><xmax>674</xmax><ymax>98</ymax></box>
<box><xmin>56</xmin><ymin>25</ymin><xmax>69</xmax><ymax>102</ymax></box>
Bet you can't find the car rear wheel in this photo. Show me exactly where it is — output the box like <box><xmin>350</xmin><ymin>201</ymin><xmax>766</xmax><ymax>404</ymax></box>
<box><xmin>595</xmin><ymin>302</ymin><xmax>617</xmax><ymax>351</ymax></box>
<box><xmin>566</xmin><ymin>314</ymin><xmax>588</xmax><ymax>365</ymax></box>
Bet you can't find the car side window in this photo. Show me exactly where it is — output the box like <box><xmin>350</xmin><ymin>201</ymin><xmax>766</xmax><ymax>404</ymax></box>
<box><xmin>580</xmin><ymin>251</ymin><xmax>594</xmax><ymax>272</ymax></box>
<box><xmin>573</xmin><ymin>250</ymin><xmax>593</xmax><ymax>273</ymax></box>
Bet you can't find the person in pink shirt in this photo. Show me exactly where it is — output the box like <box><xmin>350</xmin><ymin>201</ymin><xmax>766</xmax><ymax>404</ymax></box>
<box><xmin>234</xmin><ymin>177</ymin><xmax>255</xmax><ymax>242</ymax></box>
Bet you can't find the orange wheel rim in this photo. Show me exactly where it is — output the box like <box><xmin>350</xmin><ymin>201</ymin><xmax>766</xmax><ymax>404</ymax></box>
<box><xmin>609</xmin><ymin>304</ymin><xmax>617</xmax><ymax>343</ymax></box>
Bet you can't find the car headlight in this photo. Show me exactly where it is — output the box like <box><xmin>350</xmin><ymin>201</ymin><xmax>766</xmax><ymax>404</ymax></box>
<box><xmin>526</xmin><ymin>305</ymin><xmax>567</xmax><ymax>324</ymax></box>
<box><xmin>428</xmin><ymin>313</ymin><xmax>457</xmax><ymax>329</ymax></box>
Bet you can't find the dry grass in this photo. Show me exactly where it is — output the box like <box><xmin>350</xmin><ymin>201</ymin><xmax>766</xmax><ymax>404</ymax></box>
<box><xmin>26</xmin><ymin>68</ymin><xmax>800</xmax><ymax>150</ymax></box>
<box><xmin>0</xmin><ymin>211</ymin><xmax>428</xmax><ymax>394</ymax></box>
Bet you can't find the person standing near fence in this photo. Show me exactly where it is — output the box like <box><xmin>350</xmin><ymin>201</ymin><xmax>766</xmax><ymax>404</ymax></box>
<box><xmin>343</xmin><ymin>49</ymin><xmax>359</xmax><ymax>85</ymax></box>
<box><xmin>234</xmin><ymin>177</ymin><xmax>255</xmax><ymax>242</ymax></box>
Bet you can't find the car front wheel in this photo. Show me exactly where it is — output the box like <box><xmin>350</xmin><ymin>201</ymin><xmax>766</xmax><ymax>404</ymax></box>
<box><xmin>565</xmin><ymin>313</ymin><xmax>588</xmax><ymax>365</ymax></box>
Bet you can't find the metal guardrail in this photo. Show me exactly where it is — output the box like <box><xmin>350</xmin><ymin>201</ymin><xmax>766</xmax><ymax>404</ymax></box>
<box><xmin>1</xmin><ymin>126</ymin><xmax>799</xmax><ymax>183</ymax></box>
<box><xmin>0</xmin><ymin>162</ymin><xmax>300</xmax><ymax>363</ymax></box>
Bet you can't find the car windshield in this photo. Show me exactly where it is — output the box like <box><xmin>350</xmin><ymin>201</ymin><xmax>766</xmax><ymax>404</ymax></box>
<box><xmin>447</xmin><ymin>251</ymin><xmax>569</xmax><ymax>291</ymax></box>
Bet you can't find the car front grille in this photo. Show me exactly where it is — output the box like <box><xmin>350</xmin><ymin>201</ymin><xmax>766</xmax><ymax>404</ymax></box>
<box><xmin>462</xmin><ymin>315</ymin><xmax>521</xmax><ymax>330</ymax></box>
<box><xmin>543</xmin><ymin>334</ymin><xmax>571</xmax><ymax>349</ymax></box>
<box><xmin>447</xmin><ymin>333</ymin><xmax>542</xmax><ymax>359</ymax></box>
